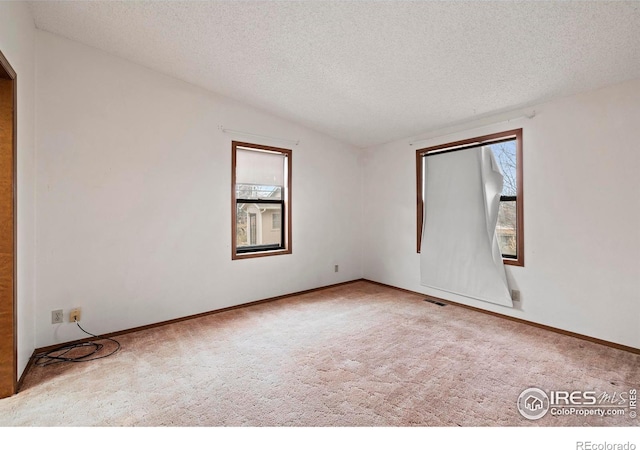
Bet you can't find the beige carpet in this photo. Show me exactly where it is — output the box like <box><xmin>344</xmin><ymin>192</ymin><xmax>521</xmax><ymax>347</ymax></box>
<box><xmin>1</xmin><ymin>281</ymin><xmax>638</xmax><ymax>426</ymax></box>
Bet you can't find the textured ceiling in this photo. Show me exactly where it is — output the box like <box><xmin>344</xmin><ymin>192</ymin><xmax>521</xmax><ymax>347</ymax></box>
<box><xmin>28</xmin><ymin>1</ymin><xmax>640</xmax><ymax>148</ymax></box>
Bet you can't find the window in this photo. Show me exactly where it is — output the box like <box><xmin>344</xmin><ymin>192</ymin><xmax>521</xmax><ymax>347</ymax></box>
<box><xmin>232</xmin><ymin>141</ymin><xmax>292</xmax><ymax>259</ymax></box>
<box><xmin>272</xmin><ymin>212</ymin><xmax>281</xmax><ymax>230</ymax></box>
<box><xmin>416</xmin><ymin>128</ymin><xmax>524</xmax><ymax>266</ymax></box>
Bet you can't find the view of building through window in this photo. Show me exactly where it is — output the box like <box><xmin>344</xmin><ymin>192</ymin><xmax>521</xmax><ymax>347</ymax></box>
<box><xmin>235</xmin><ymin>184</ymin><xmax>283</xmax><ymax>249</ymax></box>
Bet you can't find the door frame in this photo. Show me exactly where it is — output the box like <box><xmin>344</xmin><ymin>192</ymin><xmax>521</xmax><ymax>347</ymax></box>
<box><xmin>0</xmin><ymin>48</ymin><xmax>17</xmax><ymax>399</ymax></box>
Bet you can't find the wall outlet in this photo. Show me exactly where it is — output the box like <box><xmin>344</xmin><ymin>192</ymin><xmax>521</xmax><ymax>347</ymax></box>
<box><xmin>69</xmin><ymin>308</ymin><xmax>81</xmax><ymax>322</ymax></box>
<box><xmin>511</xmin><ymin>290</ymin><xmax>521</xmax><ymax>302</ymax></box>
<box><xmin>51</xmin><ymin>309</ymin><xmax>63</xmax><ymax>324</ymax></box>
<box><xmin>334</xmin><ymin>264</ymin><xmax>339</xmax><ymax>273</ymax></box>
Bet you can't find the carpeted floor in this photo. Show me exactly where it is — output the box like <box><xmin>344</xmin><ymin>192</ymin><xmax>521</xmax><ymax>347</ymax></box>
<box><xmin>1</xmin><ymin>281</ymin><xmax>638</xmax><ymax>426</ymax></box>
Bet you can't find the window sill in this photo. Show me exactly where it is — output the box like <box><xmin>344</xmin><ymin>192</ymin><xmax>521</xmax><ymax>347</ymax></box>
<box><xmin>503</xmin><ymin>258</ymin><xmax>524</xmax><ymax>267</ymax></box>
<box><xmin>232</xmin><ymin>249</ymin><xmax>291</xmax><ymax>260</ymax></box>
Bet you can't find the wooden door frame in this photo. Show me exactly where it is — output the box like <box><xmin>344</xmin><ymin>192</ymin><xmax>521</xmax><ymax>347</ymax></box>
<box><xmin>0</xmin><ymin>48</ymin><xmax>17</xmax><ymax>399</ymax></box>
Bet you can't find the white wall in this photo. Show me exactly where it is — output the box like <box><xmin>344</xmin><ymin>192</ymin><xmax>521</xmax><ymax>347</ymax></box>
<box><xmin>0</xmin><ymin>3</ymin><xmax>37</xmax><ymax>379</ymax></box>
<box><xmin>362</xmin><ymin>78</ymin><xmax>640</xmax><ymax>349</ymax></box>
<box><xmin>35</xmin><ymin>31</ymin><xmax>362</xmax><ymax>348</ymax></box>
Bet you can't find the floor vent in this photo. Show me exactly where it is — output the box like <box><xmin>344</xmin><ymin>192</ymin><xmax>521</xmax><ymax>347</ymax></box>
<box><xmin>424</xmin><ymin>299</ymin><xmax>447</xmax><ymax>307</ymax></box>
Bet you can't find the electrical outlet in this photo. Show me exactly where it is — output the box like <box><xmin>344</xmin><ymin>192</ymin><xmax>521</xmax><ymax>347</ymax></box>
<box><xmin>51</xmin><ymin>309</ymin><xmax>63</xmax><ymax>324</ymax></box>
<box><xmin>69</xmin><ymin>308</ymin><xmax>81</xmax><ymax>322</ymax></box>
<box><xmin>511</xmin><ymin>290</ymin><xmax>521</xmax><ymax>302</ymax></box>
<box><xmin>334</xmin><ymin>264</ymin><xmax>339</xmax><ymax>273</ymax></box>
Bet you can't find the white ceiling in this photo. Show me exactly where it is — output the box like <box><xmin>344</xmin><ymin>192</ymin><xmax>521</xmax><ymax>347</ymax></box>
<box><xmin>28</xmin><ymin>1</ymin><xmax>640</xmax><ymax>148</ymax></box>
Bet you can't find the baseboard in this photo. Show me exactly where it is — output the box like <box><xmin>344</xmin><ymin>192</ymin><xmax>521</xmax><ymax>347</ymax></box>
<box><xmin>363</xmin><ymin>279</ymin><xmax>640</xmax><ymax>355</ymax></box>
<box><xmin>16</xmin><ymin>356</ymin><xmax>35</xmax><ymax>393</ymax></box>
<box><xmin>32</xmin><ymin>278</ymin><xmax>365</xmax><ymax>356</ymax></box>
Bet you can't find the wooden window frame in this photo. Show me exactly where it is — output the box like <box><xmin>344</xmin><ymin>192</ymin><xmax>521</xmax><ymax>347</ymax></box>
<box><xmin>416</xmin><ymin>128</ymin><xmax>524</xmax><ymax>267</ymax></box>
<box><xmin>231</xmin><ymin>141</ymin><xmax>292</xmax><ymax>260</ymax></box>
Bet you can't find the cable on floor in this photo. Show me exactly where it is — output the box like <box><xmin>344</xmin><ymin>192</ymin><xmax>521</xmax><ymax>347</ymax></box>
<box><xmin>33</xmin><ymin>321</ymin><xmax>121</xmax><ymax>366</ymax></box>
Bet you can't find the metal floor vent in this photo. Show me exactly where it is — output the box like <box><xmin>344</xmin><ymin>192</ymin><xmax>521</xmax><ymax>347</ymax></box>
<box><xmin>424</xmin><ymin>298</ymin><xmax>447</xmax><ymax>307</ymax></box>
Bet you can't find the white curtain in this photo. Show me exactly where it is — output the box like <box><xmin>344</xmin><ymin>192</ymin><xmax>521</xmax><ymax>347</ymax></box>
<box><xmin>420</xmin><ymin>146</ymin><xmax>513</xmax><ymax>307</ymax></box>
<box><xmin>236</xmin><ymin>148</ymin><xmax>285</xmax><ymax>186</ymax></box>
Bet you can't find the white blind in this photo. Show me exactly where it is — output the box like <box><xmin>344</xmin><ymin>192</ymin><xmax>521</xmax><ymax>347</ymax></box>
<box><xmin>236</xmin><ymin>148</ymin><xmax>285</xmax><ymax>186</ymax></box>
<box><xmin>420</xmin><ymin>146</ymin><xmax>513</xmax><ymax>307</ymax></box>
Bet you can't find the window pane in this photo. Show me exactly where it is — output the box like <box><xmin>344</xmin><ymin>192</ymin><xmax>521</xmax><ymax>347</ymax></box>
<box><xmin>236</xmin><ymin>203</ymin><xmax>282</xmax><ymax>249</ymax></box>
<box><xmin>489</xmin><ymin>140</ymin><xmax>517</xmax><ymax>197</ymax></box>
<box><xmin>491</xmin><ymin>139</ymin><xmax>518</xmax><ymax>258</ymax></box>
<box><xmin>236</xmin><ymin>183</ymin><xmax>282</xmax><ymax>200</ymax></box>
<box><xmin>497</xmin><ymin>200</ymin><xmax>517</xmax><ymax>257</ymax></box>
